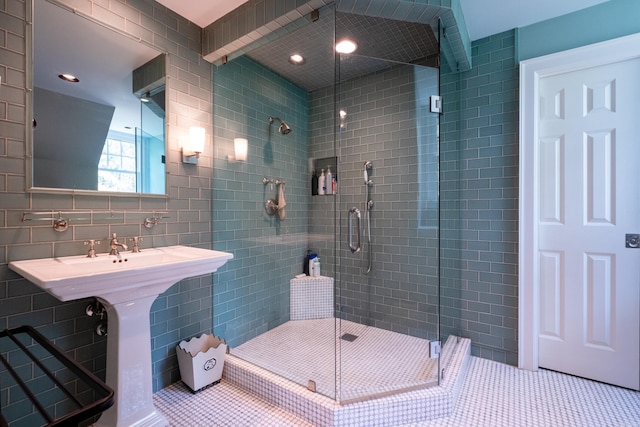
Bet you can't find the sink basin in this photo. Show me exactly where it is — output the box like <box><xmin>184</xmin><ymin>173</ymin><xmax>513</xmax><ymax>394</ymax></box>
<box><xmin>9</xmin><ymin>245</ymin><xmax>233</xmax><ymax>304</ymax></box>
<box><xmin>9</xmin><ymin>245</ymin><xmax>233</xmax><ymax>427</ymax></box>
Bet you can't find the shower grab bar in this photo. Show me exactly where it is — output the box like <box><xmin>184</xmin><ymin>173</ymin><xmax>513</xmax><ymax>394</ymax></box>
<box><xmin>348</xmin><ymin>207</ymin><xmax>361</xmax><ymax>253</ymax></box>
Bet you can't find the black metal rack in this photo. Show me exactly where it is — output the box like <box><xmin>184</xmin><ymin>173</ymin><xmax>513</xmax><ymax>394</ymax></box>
<box><xmin>0</xmin><ymin>326</ymin><xmax>114</xmax><ymax>427</ymax></box>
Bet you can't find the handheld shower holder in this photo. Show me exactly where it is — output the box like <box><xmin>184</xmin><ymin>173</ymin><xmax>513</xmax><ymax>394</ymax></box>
<box><xmin>364</xmin><ymin>161</ymin><xmax>373</xmax><ymax>184</ymax></box>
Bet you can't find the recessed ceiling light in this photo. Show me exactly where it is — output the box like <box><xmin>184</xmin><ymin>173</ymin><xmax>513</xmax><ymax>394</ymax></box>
<box><xmin>335</xmin><ymin>39</ymin><xmax>357</xmax><ymax>54</ymax></box>
<box><xmin>58</xmin><ymin>73</ymin><xmax>79</xmax><ymax>83</ymax></box>
<box><xmin>289</xmin><ymin>53</ymin><xmax>305</xmax><ymax>65</ymax></box>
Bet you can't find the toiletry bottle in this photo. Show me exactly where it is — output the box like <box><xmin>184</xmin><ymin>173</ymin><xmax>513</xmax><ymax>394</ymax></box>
<box><xmin>303</xmin><ymin>249</ymin><xmax>311</xmax><ymax>275</ymax></box>
<box><xmin>325</xmin><ymin>167</ymin><xmax>332</xmax><ymax>195</ymax></box>
<box><xmin>332</xmin><ymin>174</ymin><xmax>337</xmax><ymax>194</ymax></box>
<box><xmin>311</xmin><ymin>170</ymin><xmax>318</xmax><ymax>196</ymax></box>
<box><xmin>318</xmin><ymin>169</ymin><xmax>326</xmax><ymax>195</ymax></box>
<box><xmin>314</xmin><ymin>257</ymin><xmax>321</xmax><ymax>277</ymax></box>
<box><xmin>309</xmin><ymin>253</ymin><xmax>317</xmax><ymax>277</ymax></box>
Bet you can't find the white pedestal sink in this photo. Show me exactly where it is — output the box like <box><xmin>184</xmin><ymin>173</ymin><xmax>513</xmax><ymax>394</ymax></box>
<box><xmin>9</xmin><ymin>245</ymin><xmax>233</xmax><ymax>427</ymax></box>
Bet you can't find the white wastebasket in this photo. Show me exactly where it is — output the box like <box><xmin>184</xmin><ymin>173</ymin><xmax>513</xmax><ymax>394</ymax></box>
<box><xmin>176</xmin><ymin>333</ymin><xmax>227</xmax><ymax>392</ymax></box>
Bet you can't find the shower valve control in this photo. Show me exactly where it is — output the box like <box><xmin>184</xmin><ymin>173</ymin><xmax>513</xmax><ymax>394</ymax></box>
<box><xmin>626</xmin><ymin>233</ymin><xmax>640</xmax><ymax>248</ymax></box>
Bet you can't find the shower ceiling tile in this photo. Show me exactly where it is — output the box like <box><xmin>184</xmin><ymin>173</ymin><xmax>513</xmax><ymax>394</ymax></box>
<box><xmin>245</xmin><ymin>7</ymin><xmax>439</xmax><ymax>92</ymax></box>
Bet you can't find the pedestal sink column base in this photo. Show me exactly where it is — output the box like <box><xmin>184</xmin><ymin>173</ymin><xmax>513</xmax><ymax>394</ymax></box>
<box><xmin>94</xmin><ymin>295</ymin><xmax>168</xmax><ymax>427</ymax></box>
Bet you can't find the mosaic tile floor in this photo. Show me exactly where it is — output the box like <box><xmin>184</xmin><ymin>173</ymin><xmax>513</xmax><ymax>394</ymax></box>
<box><xmin>230</xmin><ymin>318</ymin><xmax>438</xmax><ymax>402</ymax></box>
<box><xmin>154</xmin><ymin>356</ymin><xmax>640</xmax><ymax>426</ymax></box>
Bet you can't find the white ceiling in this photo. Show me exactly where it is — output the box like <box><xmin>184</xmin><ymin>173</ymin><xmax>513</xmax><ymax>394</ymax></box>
<box><xmin>155</xmin><ymin>0</ymin><xmax>249</xmax><ymax>28</ymax></box>
<box><xmin>156</xmin><ymin>0</ymin><xmax>610</xmax><ymax>41</ymax></box>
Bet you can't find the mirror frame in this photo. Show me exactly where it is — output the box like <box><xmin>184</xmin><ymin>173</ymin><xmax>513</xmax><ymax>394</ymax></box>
<box><xmin>26</xmin><ymin>0</ymin><xmax>169</xmax><ymax>197</ymax></box>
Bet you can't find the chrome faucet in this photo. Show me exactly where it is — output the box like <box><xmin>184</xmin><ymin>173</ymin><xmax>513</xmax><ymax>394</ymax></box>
<box><xmin>84</xmin><ymin>239</ymin><xmax>101</xmax><ymax>258</ymax></box>
<box><xmin>109</xmin><ymin>233</ymin><xmax>128</xmax><ymax>255</ymax></box>
<box><xmin>129</xmin><ymin>236</ymin><xmax>143</xmax><ymax>253</ymax></box>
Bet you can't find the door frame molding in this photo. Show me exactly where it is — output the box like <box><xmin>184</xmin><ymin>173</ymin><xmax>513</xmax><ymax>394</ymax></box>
<box><xmin>518</xmin><ymin>32</ymin><xmax>640</xmax><ymax>371</ymax></box>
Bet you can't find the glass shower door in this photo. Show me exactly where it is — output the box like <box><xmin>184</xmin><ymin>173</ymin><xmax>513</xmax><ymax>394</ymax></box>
<box><xmin>331</xmin><ymin>14</ymin><xmax>441</xmax><ymax>403</ymax></box>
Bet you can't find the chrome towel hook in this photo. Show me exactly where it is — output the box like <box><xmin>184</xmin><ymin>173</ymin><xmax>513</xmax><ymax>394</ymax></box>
<box><xmin>53</xmin><ymin>212</ymin><xmax>69</xmax><ymax>232</ymax></box>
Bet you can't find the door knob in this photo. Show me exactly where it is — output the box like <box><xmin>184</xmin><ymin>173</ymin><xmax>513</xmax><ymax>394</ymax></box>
<box><xmin>626</xmin><ymin>233</ymin><xmax>640</xmax><ymax>248</ymax></box>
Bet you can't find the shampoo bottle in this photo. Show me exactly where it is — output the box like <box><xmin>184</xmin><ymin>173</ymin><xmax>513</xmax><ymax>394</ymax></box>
<box><xmin>318</xmin><ymin>169</ymin><xmax>326</xmax><ymax>195</ymax></box>
<box><xmin>325</xmin><ymin>167</ymin><xmax>333</xmax><ymax>195</ymax></box>
<box><xmin>308</xmin><ymin>253</ymin><xmax>317</xmax><ymax>277</ymax></box>
<box><xmin>314</xmin><ymin>257</ymin><xmax>321</xmax><ymax>277</ymax></box>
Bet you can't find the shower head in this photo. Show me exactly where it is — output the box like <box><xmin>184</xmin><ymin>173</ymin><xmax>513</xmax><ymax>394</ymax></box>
<box><xmin>268</xmin><ymin>116</ymin><xmax>292</xmax><ymax>135</ymax></box>
<box><xmin>280</xmin><ymin>121</ymin><xmax>292</xmax><ymax>135</ymax></box>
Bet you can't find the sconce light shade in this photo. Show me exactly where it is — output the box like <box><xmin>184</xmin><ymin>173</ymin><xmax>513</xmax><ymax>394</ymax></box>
<box><xmin>234</xmin><ymin>138</ymin><xmax>248</xmax><ymax>161</ymax></box>
<box><xmin>183</xmin><ymin>126</ymin><xmax>206</xmax><ymax>164</ymax></box>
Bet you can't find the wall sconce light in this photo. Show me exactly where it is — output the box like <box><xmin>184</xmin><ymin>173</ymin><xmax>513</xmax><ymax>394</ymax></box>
<box><xmin>182</xmin><ymin>126</ymin><xmax>206</xmax><ymax>164</ymax></box>
<box><xmin>234</xmin><ymin>138</ymin><xmax>248</xmax><ymax>162</ymax></box>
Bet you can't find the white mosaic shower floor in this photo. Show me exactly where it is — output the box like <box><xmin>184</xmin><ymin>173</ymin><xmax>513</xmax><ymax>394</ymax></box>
<box><xmin>154</xmin><ymin>356</ymin><xmax>640</xmax><ymax>426</ymax></box>
<box><xmin>230</xmin><ymin>318</ymin><xmax>439</xmax><ymax>402</ymax></box>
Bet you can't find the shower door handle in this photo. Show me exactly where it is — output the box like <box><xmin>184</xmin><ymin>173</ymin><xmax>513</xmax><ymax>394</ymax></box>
<box><xmin>348</xmin><ymin>207</ymin><xmax>361</xmax><ymax>253</ymax></box>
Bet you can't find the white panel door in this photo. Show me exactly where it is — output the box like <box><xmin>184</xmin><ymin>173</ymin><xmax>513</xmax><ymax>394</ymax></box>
<box><xmin>537</xmin><ymin>57</ymin><xmax>640</xmax><ymax>390</ymax></box>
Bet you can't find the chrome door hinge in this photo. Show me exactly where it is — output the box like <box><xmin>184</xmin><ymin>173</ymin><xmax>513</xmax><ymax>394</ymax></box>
<box><xmin>430</xmin><ymin>95</ymin><xmax>442</xmax><ymax>114</ymax></box>
<box><xmin>429</xmin><ymin>340</ymin><xmax>441</xmax><ymax>358</ymax></box>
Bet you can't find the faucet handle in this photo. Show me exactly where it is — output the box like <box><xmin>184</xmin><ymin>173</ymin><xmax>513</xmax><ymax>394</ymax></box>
<box><xmin>130</xmin><ymin>236</ymin><xmax>143</xmax><ymax>253</ymax></box>
<box><xmin>84</xmin><ymin>239</ymin><xmax>101</xmax><ymax>258</ymax></box>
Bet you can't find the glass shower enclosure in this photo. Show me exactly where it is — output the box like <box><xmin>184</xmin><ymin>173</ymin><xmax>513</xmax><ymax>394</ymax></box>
<box><xmin>213</xmin><ymin>3</ymin><xmax>441</xmax><ymax>404</ymax></box>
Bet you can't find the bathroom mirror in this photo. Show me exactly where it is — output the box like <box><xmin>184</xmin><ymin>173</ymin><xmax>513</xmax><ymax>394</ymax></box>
<box><xmin>29</xmin><ymin>0</ymin><xmax>167</xmax><ymax>195</ymax></box>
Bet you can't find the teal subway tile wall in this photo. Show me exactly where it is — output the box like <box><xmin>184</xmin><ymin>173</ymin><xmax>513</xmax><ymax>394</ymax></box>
<box><xmin>308</xmin><ymin>62</ymin><xmax>440</xmax><ymax>339</ymax></box>
<box><xmin>440</xmin><ymin>30</ymin><xmax>519</xmax><ymax>364</ymax></box>
<box><xmin>212</xmin><ymin>55</ymin><xmax>309</xmax><ymax>347</ymax></box>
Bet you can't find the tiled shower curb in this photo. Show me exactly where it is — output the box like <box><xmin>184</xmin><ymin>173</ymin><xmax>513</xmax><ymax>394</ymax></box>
<box><xmin>223</xmin><ymin>336</ymin><xmax>471</xmax><ymax>427</ymax></box>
